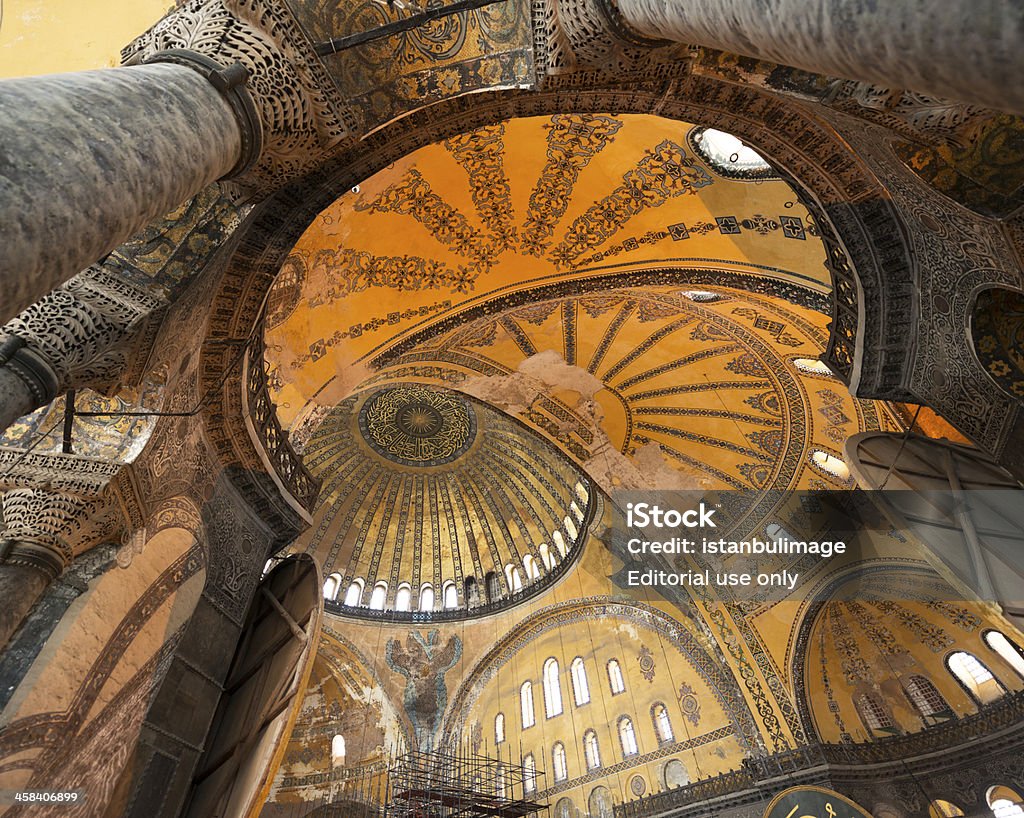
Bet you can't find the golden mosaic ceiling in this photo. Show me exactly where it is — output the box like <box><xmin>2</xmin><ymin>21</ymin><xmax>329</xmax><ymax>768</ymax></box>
<box><xmin>265</xmin><ymin>113</ymin><xmax>830</xmax><ymax>428</ymax></box>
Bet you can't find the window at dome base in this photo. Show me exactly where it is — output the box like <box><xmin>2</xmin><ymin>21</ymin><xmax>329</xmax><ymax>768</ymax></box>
<box><xmin>689</xmin><ymin>127</ymin><xmax>777</xmax><ymax>180</ymax></box>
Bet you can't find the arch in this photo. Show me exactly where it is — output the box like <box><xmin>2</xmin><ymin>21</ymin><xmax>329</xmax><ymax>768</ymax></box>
<box><xmin>419</xmin><ymin>583</ymin><xmax>435</xmax><ymax>612</ymax></box>
<box><xmin>395</xmin><ymin>583</ymin><xmax>412</xmax><ymax>612</ymax></box>
<box><xmin>929</xmin><ymin>801</ymin><xmax>965</xmax><ymax>818</ymax></box>
<box><xmin>524</xmin><ymin>554</ymin><xmax>540</xmax><ymax>581</ymax></box>
<box><xmin>663</xmin><ymin>759</ymin><xmax>689</xmax><ymax>789</ymax></box>
<box><xmin>564</xmin><ymin>516</ymin><xmax>578</xmax><ymax>541</ymax></box>
<box><xmin>331</xmin><ymin>734</ymin><xmax>346</xmax><ymax>767</ymax></box>
<box><xmin>903</xmin><ymin>675</ymin><xmax>949</xmax><ymax>720</ymax></box>
<box><xmin>607</xmin><ymin>659</ymin><xmax>625</xmax><ymax>695</ymax></box>
<box><xmin>651</xmin><ymin>702</ymin><xmax>674</xmax><ymax>744</ymax></box>
<box><xmin>539</xmin><ymin>544</ymin><xmax>553</xmax><ymax>571</ymax></box>
<box><xmin>792</xmin><ymin>357</ymin><xmax>834</xmax><ymax>376</ymax></box>
<box><xmin>553</xmin><ymin>531</ymin><xmax>567</xmax><ymax>557</ymax></box>
<box><xmin>323</xmin><ymin>572</ymin><xmax>341</xmax><ymax>600</ymax></box>
<box><xmin>505</xmin><ymin>564</ymin><xmax>523</xmax><ymax>593</ymax></box>
<box><xmin>854</xmin><ymin>692</ymin><xmax>896</xmax><ymax>734</ymax></box>
<box><xmin>570</xmin><ymin>657</ymin><xmax>590</xmax><ymax>706</ymax></box>
<box><xmin>583</xmin><ymin>729</ymin><xmax>601</xmax><ymax>770</ymax></box>
<box><xmin>947</xmin><ymin>650</ymin><xmax>1006</xmax><ymax>704</ymax></box>
<box><xmin>810</xmin><ymin>449</ymin><xmax>851</xmax><ymax>481</ymax></box>
<box><xmin>485</xmin><ymin>572</ymin><xmax>501</xmax><ymax>602</ymax></box>
<box><xmin>552</xmin><ymin>741</ymin><xmax>568</xmax><ymax>782</ymax></box>
<box><xmin>984</xmin><ymin>629</ymin><xmax>1024</xmax><ymax>679</ymax></box>
<box><xmin>618</xmin><ymin>715</ymin><xmax>639</xmax><ymax>757</ymax></box>
<box><xmin>464</xmin><ymin>575</ymin><xmax>480</xmax><ymax>607</ymax></box>
<box><xmin>588</xmin><ymin>786</ymin><xmax>613</xmax><ymax>818</ymax></box>
<box><xmin>369</xmin><ymin>581</ymin><xmax>388</xmax><ymax>610</ymax></box>
<box><xmin>574</xmin><ymin>481</ymin><xmax>589</xmax><ymax>504</ymax></box>
<box><xmin>570</xmin><ymin>501</ymin><xmax>584</xmax><ymax>522</ymax></box>
<box><xmin>554</xmin><ymin>797</ymin><xmax>576</xmax><ymax>818</ymax></box>
<box><xmin>543</xmin><ymin>658</ymin><xmax>563</xmax><ymax>718</ymax></box>
<box><xmin>494</xmin><ymin>712</ymin><xmax>505</xmax><ymax>744</ymax></box>
<box><xmin>343</xmin><ymin>578</ymin><xmax>364</xmax><ymax>607</ymax></box>
<box><xmin>988</xmin><ymin>786</ymin><xmax>1024</xmax><ymax>818</ymax></box>
<box><xmin>443</xmin><ymin>580</ymin><xmax>458</xmax><ymax>609</ymax></box>
<box><xmin>521</xmin><ymin>681</ymin><xmax>535</xmax><ymax>728</ymax></box>
<box><xmin>689</xmin><ymin>126</ymin><xmax>775</xmax><ymax>180</ymax></box>
<box><xmin>970</xmin><ymin>286</ymin><xmax>1024</xmax><ymax>401</ymax></box>
<box><xmin>523</xmin><ymin>753</ymin><xmax>537</xmax><ymax>794</ymax></box>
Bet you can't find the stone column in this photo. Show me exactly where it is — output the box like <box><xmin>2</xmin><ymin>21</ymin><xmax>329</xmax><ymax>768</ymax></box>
<box><xmin>0</xmin><ymin>539</ymin><xmax>65</xmax><ymax>651</ymax></box>
<box><xmin>0</xmin><ymin>58</ymin><xmax>256</xmax><ymax>323</ymax></box>
<box><xmin>609</xmin><ymin>0</ymin><xmax>1024</xmax><ymax>113</ymax></box>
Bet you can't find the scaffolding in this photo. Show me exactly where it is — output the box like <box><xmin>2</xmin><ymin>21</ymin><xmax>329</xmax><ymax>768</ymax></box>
<box><xmin>322</xmin><ymin>748</ymin><xmax>547</xmax><ymax>818</ymax></box>
<box><xmin>386</xmin><ymin>748</ymin><xmax>547</xmax><ymax>818</ymax></box>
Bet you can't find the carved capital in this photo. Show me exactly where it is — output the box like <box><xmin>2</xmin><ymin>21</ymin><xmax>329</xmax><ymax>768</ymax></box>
<box><xmin>0</xmin><ymin>450</ymin><xmax>146</xmax><ymax>569</ymax></box>
<box><xmin>123</xmin><ymin>0</ymin><xmax>352</xmax><ymax>195</ymax></box>
<box><xmin>2</xmin><ymin>266</ymin><xmax>163</xmax><ymax>396</ymax></box>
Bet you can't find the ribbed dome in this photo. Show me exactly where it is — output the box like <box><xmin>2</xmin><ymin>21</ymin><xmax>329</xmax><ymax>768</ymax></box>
<box><xmin>296</xmin><ymin>384</ymin><xmax>593</xmax><ymax>619</ymax></box>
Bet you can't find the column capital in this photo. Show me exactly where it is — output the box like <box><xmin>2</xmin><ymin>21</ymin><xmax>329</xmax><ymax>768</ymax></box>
<box><xmin>123</xmin><ymin>0</ymin><xmax>354</xmax><ymax>196</ymax></box>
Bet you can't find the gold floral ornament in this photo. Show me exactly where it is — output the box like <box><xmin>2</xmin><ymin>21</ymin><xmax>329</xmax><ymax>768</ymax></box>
<box><xmin>358</xmin><ymin>385</ymin><xmax>477</xmax><ymax>466</ymax></box>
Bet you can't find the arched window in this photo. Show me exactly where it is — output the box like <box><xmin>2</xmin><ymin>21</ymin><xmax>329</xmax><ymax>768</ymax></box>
<box><xmin>589</xmin><ymin>786</ymin><xmax>613</xmax><ymax>818</ymax></box>
<box><xmin>904</xmin><ymin>675</ymin><xmax>949</xmax><ymax>718</ymax></box>
<box><xmin>564</xmin><ymin>516</ymin><xmax>578</xmax><ymax>541</ymax></box>
<box><xmin>543</xmin><ymin>658</ymin><xmax>563</xmax><ymax>718</ymax></box>
<box><xmin>495</xmin><ymin>765</ymin><xmax>506</xmax><ymax>798</ymax></box>
<box><xmin>331</xmin><ymin>734</ymin><xmax>346</xmax><ymax>767</ymax></box>
<box><xmin>618</xmin><ymin>716</ymin><xmax>638</xmax><ymax>757</ymax></box>
<box><xmin>539</xmin><ymin>544</ymin><xmax>552</xmax><ymax>571</ymax></box>
<box><xmin>465</xmin><ymin>576</ymin><xmax>479</xmax><ymax>606</ymax></box>
<box><xmin>984</xmin><ymin>630</ymin><xmax>1024</xmax><ymax>679</ymax></box>
<box><xmin>570</xmin><ymin>657</ymin><xmax>590</xmax><ymax>706</ymax></box>
<box><xmin>344</xmin><ymin>578</ymin><xmax>364</xmax><ymax>607</ymax></box>
<box><xmin>552</xmin><ymin>742</ymin><xmax>568</xmax><ymax>782</ymax></box>
<box><xmin>811</xmin><ymin>449</ymin><xmax>851</xmax><ymax>481</ymax></box>
<box><xmin>419</xmin><ymin>584</ymin><xmax>435</xmax><ymax>612</ymax></box>
<box><xmin>652</xmin><ymin>703</ymin><xmax>674</xmax><ymax>744</ymax></box>
<box><xmin>505</xmin><ymin>564</ymin><xmax>523</xmax><ymax>593</ymax></box>
<box><xmin>570</xmin><ymin>501</ymin><xmax>584</xmax><ymax>522</ymax></box>
<box><xmin>792</xmin><ymin>357</ymin><xmax>833</xmax><ymax>376</ymax></box>
<box><xmin>485</xmin><ymin>572</ymin><xmax>501</xmax><ymax>602</ymax></box>
<box><xmin>369</xmin><ymin>581</ymin><xmax>388</xmax><ymax>610</ymax></box>
<box><xmin>443</xmin><ymin>581</ymin><xmax>458</xmax><ymax>609</ymax></box>
<box><xmin>263</xmin><ymin>559</ymin><xmax>275</xmax><ymax>576</ymax></box>
<box><xmin>395</xmin><ymin>583</ymin><xmax>412</xmax><ymax>612</ymax></box>
<box><xmin>765</xmin><ymin>523</ymin><xmax>795</xmax><ymax>545</ymax></box>
<box><xmin>494</xmin><ymin>712</ymin><xmax>505</xmax><ymax>744</ymax></box>
<box><xmin>663</xmin><ymin>759</ymin><xmax>689</xmax><ymax>789</ymax></box>
<box><xmin>555</xmin><ymin>797</ymin><xmax>576</xmax><ymax>818</ymax></box>
<box><xmin>583</xmin><ymin>729</ymin><xmax>601</xmax><ymax>770</ymax></box>
<box><xmin>323</xmin><ymin>573</ymin><xmax>341</xmax><ymax>600</ymax></box>
<box><xmin>524</xmin><ymin>554</ymin><xmax>540</xmax><ymax>580</ymax></box>
<box><xmin>521</xmin><ymin>681</ymin><xmax>535</xmax><ymax>728</ymax></box>
<box><xmin>553</xmin><ymin>531</ymin><xmax>567</xmax><ymax>556</ymax></box>
<box><xmin>988</xmin><ymin>786</ymin><xmax>1024</xmax><ymax>818</ymax></box>
<box><xmin>607</xmin><ymin>659</ymin><xmax>625</xmax><ymax>694</ymax></box>
<box><xmin>855</xmin><ymin>693</ymin><xmax>894</xmax><ymax>733</ymax></box>
<box><xmin>523</xmin><ymin>754</ymin><xmax>536</xmax><ymax>794</ymax></box>
<box><xmin>929</xmin><ymin>800</ymin><xmax>965</xmax><ymax>818</ymax></box>
<box><xmin>574</xmin><ymin>481</ymin><xmax>589</xmax><ymax>503</ymax></box>
<box><xmin>948</xmin><ymin>651</ymin><xmax>1005</xmax><ymax>704</ymax></box>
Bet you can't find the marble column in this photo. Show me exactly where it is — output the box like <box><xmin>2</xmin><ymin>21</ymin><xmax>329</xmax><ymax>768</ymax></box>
<box><xmin>0</xmin><ymin>541</ymin><xmax>64</xmax><ymax>651</ymax></box>
<box><xmin>0</xmin><ymin>59</ymin><xmax>254</xmax><ymax>323</ymax></box>
<box><xmin>611</xmin><ymin>0</ymin><xmax>1024</xmax><ymax>113</ymax></box>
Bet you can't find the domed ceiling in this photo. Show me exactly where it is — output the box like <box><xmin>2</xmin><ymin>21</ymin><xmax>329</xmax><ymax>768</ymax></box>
<box><xmin>293</xmin><ymin>383</ymin><xmax>592</xmax><ymax>616</ymax></box>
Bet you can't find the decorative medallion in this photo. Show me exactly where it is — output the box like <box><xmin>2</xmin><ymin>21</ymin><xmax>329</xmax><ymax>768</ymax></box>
<box><xmin>638</xmin><ymin>645</ymin><xmax>656</xmax><ymax>682</ymax></box>
<box><xmin>630</xmin><ymin>775</ymin><xmax>647</xmax><ymax>796</ymax></box>
<box><xmin>359</xmin><ymin>386</ymin><xmax>477</xmax><ymax>466</ymax></box>
<box><xmin>678</xmin><ymin>682</ymin><xmax>701</xmax><ymax>726</ymax></box>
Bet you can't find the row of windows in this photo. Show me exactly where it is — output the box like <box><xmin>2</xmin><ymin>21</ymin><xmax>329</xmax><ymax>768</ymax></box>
<box><xmin>503</xmin><ymin>658</ymin><xmax>627</xmax><ymax>733</ymax></box>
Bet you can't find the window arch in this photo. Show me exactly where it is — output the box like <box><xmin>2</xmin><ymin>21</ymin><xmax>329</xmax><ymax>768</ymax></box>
<box><xmin>792</xmin><ymin>357</ymin><xmax>833</xmax><ymax>376</ymax></box>
<box><xmin>395</xmin><ymin>583</ymin><xmax>412</xmax><ymax>612</ymax></box>
<box><xmin>574</xmin><ymin>481</ymin><xmax>589</xmax><ymax>504</ymax></box>
<box><xmin>929</xmin><ymin>800</ymin><xmax>965</xmax><ymax>818</ymax></box>
<box><xmin>663</xmin><ymin>759</ymin><xmax>689</xmax><ymax>790</ymax></box>
<box><xmin>263</xmin><ymin>559</ymin><xmax>275</xmax><ymax>576</ymax></box>
<box><xmin>947</xmin><ymin>651</ymin><xmax>1005</xmax><ymax>704</ymax></box>
<box><xmin>323</xmin><ymin>573</ymin><xmax>342</xmax><ymax>600</ymax></box>
<box><xmin>583</xmin><ymin>729</ymin><xmax>601</xmax><ymax>770</ymax></box>
<box><xmin>904</xmin><ymin>675</ymin><xmax>949</xmax><ymax>719</ymax></box>
<box><xmin>331</xmin><ymin>734</ymin><xmax>346</xmax><ymax>767</ymax></box>
<box><xmin>485</xmin><ymin>572</ymin><xmax>501</xmax><ymax>602</ymax></box>
<box><xmin>553</xmin><ymin>530</ymin><xmax>567</xmax><ymax>556</ymax></box>
<box><xmin>810</xmin><ymin>449</ymin><xmax>851</xmax><ymax>481</ymax></box>
<box><xmin>543</xmin><ymin>658</ymin><xmax>563</xmax><ymax>718</ymax></box>
<box><xmin>494</xmin><ymin>712</ymin><xmax>505</xmax><ymax>744</ymax></box>
<box><xmin>524</xmin><ymin>554</ymin><xmax>540</xmax><ymax>581</ymax></box>
<box><xmin>652</xmin><ymin>703</ymin><xmax>674</xmax><ymax>744</ymax></box>
<box><xmin>855</xmin><ymin>692</ymin><xmax>895</xmax><ymax>733</ymax></box>
<box><xmin>343</xmin><ymin>578</ymin><xmax>364</xmax><ymax>607</ymax></box>
<box><xmin>369</xmin><ymin>581</ymin><xmax>388</xmax><ymax>610</ymax></box>
<box><xmin>464</xmin><ymin>576</ymin><xmax>479</xmax><ymax>607</ymax></box>
<box><xmin>618</xmin><ymin>716</ymin><xmax>639</xmax><ymax>757</ymax></box>
<box><xmin>570</xmin><ymin>657</ymin><xmax>590</xmax><ymax>706</ymax></box>
<box><xmin>443</xmin><ymin>580</ymin><xmax>458</xmax><ymax>609</ymax></box>
<box><xmin>607</xmin><ymin>659</ymin><xmax>625</xmax><ymax>694</ymax></box>
<box><xmin>589</xmin><ymin>786</ymin><xmax>613</xmax><ymax>818</ymax></box>
<box><xmin>523</xmin><ymin>754</ymin><xmax>537</xmax><ymax>794</ymax></box>
<box><xmin>988</xmin><ymin>786</ymin><xmax>1024</xmax><ymax>818</ymax></box>
<box><xmin>984</xmin><ymin>630</ymin><xmax>1024</xmax><ymax>679</ymax></box>
<box><xmin>521</xmin><ymin>681</ymin><xmax>535</xmax><ymax>728</ymax></box>
<box><xmin>564</xmin><ymin>516</ymin><xmax>578</xmax><ymax>541</ymax></box>
<box><xmin>570</xmin><ymin>501</ymin><xmax>584</xmax><ymax>522</ymax></box>
<box><xmin>539</xmin><ymin>543</ymin><xmax>553</xmax><ymax>571</ymax></box>
<box><xmin>419</xmin><ymin>583</ymin><xmax>435</xmax><ymax>612</ymax></box>
<box><xmin>552</xmin><ymin>742</ymin><xmax>568</xmax><ymax>782</ymax></box>
<box><xmin>555</xmin><ymin>797</ymin><xmax>576</xmax><ymax>818</ymax></box>
<box><xmin>505</xmin><ymin>563</ymin><xmax>523</xmax><ymax>593</ymax></box>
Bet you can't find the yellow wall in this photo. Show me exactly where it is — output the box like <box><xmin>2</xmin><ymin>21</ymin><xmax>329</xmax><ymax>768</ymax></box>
<box><xmin>0</xmin><ymin>0</ymin><xmax>169</xmax><ymax>78</ymax></box>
